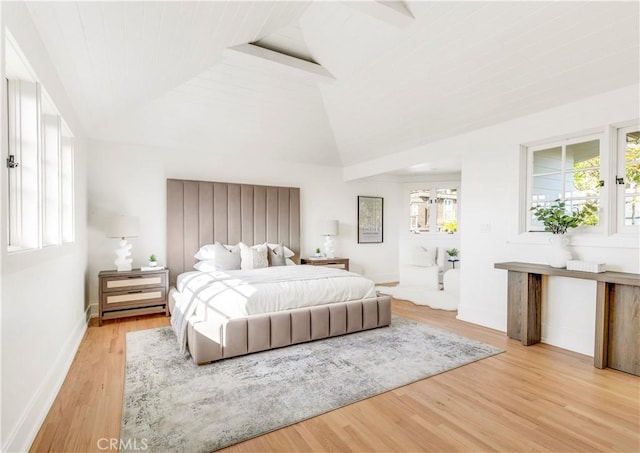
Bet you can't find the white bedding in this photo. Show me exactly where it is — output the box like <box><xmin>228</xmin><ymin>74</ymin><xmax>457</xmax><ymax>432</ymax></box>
<box><xmin>171</xmin><ymin>265</ymin><xmax>377</xmax><ymax>352</ymax></box>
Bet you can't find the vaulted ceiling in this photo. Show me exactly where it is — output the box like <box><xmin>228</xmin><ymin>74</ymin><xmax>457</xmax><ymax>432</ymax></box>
<box><xmin>24</xmin><ymin>1</ymin><xmax>640</xmax><ymax>170</ymax></box>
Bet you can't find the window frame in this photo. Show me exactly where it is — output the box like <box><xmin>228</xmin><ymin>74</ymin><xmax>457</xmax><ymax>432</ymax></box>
<box><xmin>6</xmin><ymin>78</ymin><xmax>42</xmax><ymax>252</ymax></box>
<box><xmin>408</xmin><ymin>184</ymin><xmax>460</xmax><ymax>236</ymax></box>
<box><xmin>5</xmin><ymin>32</ymin><xmax>75</xmax><ymax>254</ymax></box>
<box><xmin>525</xmin><ymin>132</ymin><xmax>604</xmax><ymax>233</ymax></box>
<box><xmin>616</xmin><ymin>124</ymin><xmax>640</xmax><ymax>234</ymax></box>
<box><xmin>520</xmin><ymin>122</ymin><xmax>640</xmax><ymax>239</ymax></box>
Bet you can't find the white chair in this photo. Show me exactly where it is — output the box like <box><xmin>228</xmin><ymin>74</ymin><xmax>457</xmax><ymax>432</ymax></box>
<box><xmin>399</xmin><ymin>246</ymin><xmax>446</xmax><ymax>290</ymax></box>
<box><xmin>442</xmin><ymin>268</ymin><xmax>460</xmax><ymax>294</ymax></box>
<box><xmin>377</xmin><ymin>250</ymin><xmax>459</xmax><ymax>311</ymax></box>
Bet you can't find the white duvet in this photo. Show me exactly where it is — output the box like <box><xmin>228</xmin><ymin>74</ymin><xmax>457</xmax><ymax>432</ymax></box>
<box><xmin>171</xmin><ymin>265</ymin><xmax>376</xmax><ymax>352</ymax></box>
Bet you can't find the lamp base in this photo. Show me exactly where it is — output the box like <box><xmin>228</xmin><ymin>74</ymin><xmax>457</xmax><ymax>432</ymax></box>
<box><xmin>116</xmin><ymin>262</ymin><xmax>133</xmax><ymax>272</ymax></box>
<box><xmin>324</xmin><ymin>235</ymin><xmax>335</xmax><ymax>259</ymax></box>
<box><xmin>115</xmin><ymin>239</ymin><xmax>133</xmax><ymax>272</ymax></box>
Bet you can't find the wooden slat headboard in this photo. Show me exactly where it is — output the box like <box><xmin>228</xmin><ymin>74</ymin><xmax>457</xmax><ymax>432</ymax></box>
<box><xmin>166</xmin><ymin>179</ymin><xmax>301</xmax><ymax>285</ymax></box>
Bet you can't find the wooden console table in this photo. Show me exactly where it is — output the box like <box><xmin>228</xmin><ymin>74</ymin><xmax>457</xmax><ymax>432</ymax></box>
<box><xmin>494</xmin><ymin>262</ymin><xmax>640</xmax><ymax>376</ymax></box>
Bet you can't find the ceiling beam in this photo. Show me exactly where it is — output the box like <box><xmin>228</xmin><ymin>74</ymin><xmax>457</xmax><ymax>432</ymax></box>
<box><xmin>343</xmin><ymin>1</ymin><xmax>414</xmax><ymax>28</ymax></box>
<box><xmin>224</xmin><ymin>44</ymin><xmax>335</xmax><ymax>83</ymax></box>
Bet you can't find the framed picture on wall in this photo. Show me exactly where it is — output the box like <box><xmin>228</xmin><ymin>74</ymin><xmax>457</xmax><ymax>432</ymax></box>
<box><xmin>358</xmin><ymin>196</ymin><xmax>383</xmax><ymax>243</ymax></box>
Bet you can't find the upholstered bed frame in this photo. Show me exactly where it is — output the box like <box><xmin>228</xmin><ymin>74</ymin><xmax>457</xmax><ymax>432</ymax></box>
<box><xmin>167</xmin><ymin>179</ymin><xmax>392</xmax><ymax>364</ymax></box>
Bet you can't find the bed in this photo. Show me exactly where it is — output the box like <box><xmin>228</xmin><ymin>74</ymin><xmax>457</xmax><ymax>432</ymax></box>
<box><xmin>167</xmin><ymin>179</ymin><xmax>392</xmax><ymax>364</ymax></box>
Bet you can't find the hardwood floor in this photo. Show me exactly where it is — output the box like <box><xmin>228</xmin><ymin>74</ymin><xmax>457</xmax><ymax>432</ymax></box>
<box><xmin>30</xmin><ymin>301</ymin><xmax>639</xmax><ymax>453</ymax></box>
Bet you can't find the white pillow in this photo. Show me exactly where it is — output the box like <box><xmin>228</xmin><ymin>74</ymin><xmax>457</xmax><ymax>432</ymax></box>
<box><xmin>412</xmin><ymin>246</ymin><xmax>437</xmax><ymax>267</ymax></box>
<box><xmin>239</xmin><ymin>242</ymin><xmax>269</xmax><ymax>270</ymax></box>
<box><xmin>194</xmin><ymin>244</ymin><xmax>217</xmax><ymax>260</ymax></box>
<box><xmin>213</xmin><ymin>242</ymin><xmax>241</xmax><ymax>270</ymax></box>
<box><xmin>267</xmin><ymin>243</ymin><xmax>295</xmax><ymax>258</ymax></box>
<box><xmin>194</xmin><ymin>243</ymin><xmax>236</xmax><ymax>260</ymax></box>
<box><xmin>194</xmin><ymin>243</ymin><xmax>241</xmax><ymax>271</ymax></box>
<box><xmin>268</xmin><ymin>243</ymin><xmax>287</xmax><ymax>267</ymax></box>
<box><xmin>285</xmin><ymin>258</ymin><xmax>296</xmax><ymax>266</ymax></box>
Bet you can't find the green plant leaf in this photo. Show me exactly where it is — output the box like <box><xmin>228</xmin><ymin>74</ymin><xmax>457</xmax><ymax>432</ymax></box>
<box><xmin>530</xmin><ymin>199</ymin><xmax>596</xmax><ymax>233</ymax></box>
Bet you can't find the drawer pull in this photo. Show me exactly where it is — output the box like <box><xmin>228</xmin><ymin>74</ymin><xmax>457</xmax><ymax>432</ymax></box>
<box><xmin>127</xmin><ymin>290</ymin><xmax>143</xmax><ymax>294</ymax></box>
<box><xmin>127</xmin><ymin>276</ymin><xmax>143</xmax><ymax>279</ymax></box>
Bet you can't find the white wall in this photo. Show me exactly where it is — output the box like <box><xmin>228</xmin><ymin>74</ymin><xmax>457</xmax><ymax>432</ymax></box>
<box><xmin>0</xmin><ymin>3</ymin><xmax>88</xmax><ymax>452</ymax></box>
<box><xmin>86</xmin><ymin>140</ymin><xmax>401</xmax><ymax>314</ymax></box>
<box><xmin>344</xmin><ymin>85</ymin><xmax>640</xmax><ymax>357</ymax></box>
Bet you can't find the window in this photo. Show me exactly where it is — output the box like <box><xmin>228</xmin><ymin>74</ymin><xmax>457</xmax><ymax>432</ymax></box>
<box><xmin>410</xmin><ymin>187</ymin><xmax>458</xmax><ymax>234</ymax></box>
<box><xmin>524</xmin><ymin>123</ymin><xmax>640</xmax><ymax>235</ymax></box>
<box><xmin>7</xmin><ymin>79</ymin><xmax>40</xmax><ymax>250</ymax></box>
<box><xmin>527</xmin><ymin>135</ymin><xmax>602</xmax><ymax>231</ymax></box>
<box><xmin>6</xmin><ymin>32</ymin><xmax>74</xmax><ymax>252</ymax></box>
<box><xmin>618</xmin><ymin>126</ymin><xmax>640</xmax><ymax>230</ymax></box>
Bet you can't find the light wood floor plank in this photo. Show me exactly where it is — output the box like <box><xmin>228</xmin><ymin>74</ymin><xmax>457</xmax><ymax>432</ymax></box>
<box><xmin>29</xmin><ymin>300</ymin><xmax>640</xmax><ymax>453</ymax></box>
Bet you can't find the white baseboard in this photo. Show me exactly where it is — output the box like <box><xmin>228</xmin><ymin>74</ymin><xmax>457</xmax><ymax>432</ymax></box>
<box><xmin>541</xmin><ymin>322</ymin><xmax>594</xmax><ymax>357</ymax></box>
<box><xmin>2</xmin><ymin>306</ymin><xmax>90</xmax><ymax>453</ymax></box>
<box><xmin>456</xmin><ymin>304</ymin><xmax>506</xmax><ymax>333</ymax></box>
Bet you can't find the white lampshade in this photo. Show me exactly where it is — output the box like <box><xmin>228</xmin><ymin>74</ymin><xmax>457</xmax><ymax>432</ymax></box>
<box><xmin>321</xmin><ymin>220</ymin><xmax>339</xmax><ymax>236</ymax></box>
<box><xmin>107</xmin><ymin>215</ymin><xmax>138</xmax><ymax>272</ymax></box>
<box><xmin>107</xmin><ymin>215</ymin><xmax>139</xmax><ymax>239</ymax></box>
<box><xmin>321</xmin><ymin>220</ymin><xmax>339</xmax><ymax>259</ymax></box>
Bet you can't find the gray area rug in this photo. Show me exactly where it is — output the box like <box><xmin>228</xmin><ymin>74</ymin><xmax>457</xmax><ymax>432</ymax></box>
<box><xmin>121</xmin><ymin>317</ymin><xmax>502</xmax><ymax>452</ymax></box>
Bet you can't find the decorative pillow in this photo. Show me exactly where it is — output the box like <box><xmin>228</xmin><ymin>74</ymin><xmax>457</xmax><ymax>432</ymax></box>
<box><xmin>194</xmin><ymin>243</ymin><xmax>237</xmax><ymax>261</ymax></box>
<box><xmin>268</xmin><ymin>243</ymin><xmax>287</xmax><ymax>267</ymax></box>
<box><xmin>267</xmin><ymin>243</ymin><xmax>295</xmax><ymax>258</ymax></box>
<box><xmin>412</xmin><ymin>246</ymin><xmax>437</xmax><ymax>267</ymax></box>
<box><xmin>193</xmin><ymin>243</ymin><xmax>241</xmax><ymax>271</ymax></box>
<box><xmin>212</xmin><ymin>242</ymin><xmax>241</xmax><ymax>270</ymax></box>
<box><xmin>285</xmin><ymin>258</ymin><xmax>296</xmax><ymax>266</ymax></box>
<box><xmin>239</xmin><ymin>242</ymin><xmax>269</xmax><ymax>270</ymax></box>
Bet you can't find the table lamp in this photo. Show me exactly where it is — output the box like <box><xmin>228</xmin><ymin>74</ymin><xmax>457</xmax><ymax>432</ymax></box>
<box><xmin>107</xmin><ymin>215</ymin><xmax>139</xmax><ymax>271</ymax></box>
<box><xmin>321</xmin><ymin>220</ymin><xmax>339</xmax><ymax>259</ymax></box>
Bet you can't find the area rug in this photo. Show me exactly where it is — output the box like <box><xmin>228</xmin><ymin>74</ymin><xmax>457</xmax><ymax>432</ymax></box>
<box><xmin>121</xmin><ymin>317</ymin><xmax>502</xmax><ymax>452</ymax></box>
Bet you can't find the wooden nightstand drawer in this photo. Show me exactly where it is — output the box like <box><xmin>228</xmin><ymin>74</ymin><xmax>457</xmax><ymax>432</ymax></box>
<box><xmin>103</xmin><ymin>287</ymin><xmax>167</xmax><ymax>310</ymax></box>
<box><xmin>101</xmin><ymin>271</ymin><xmax>167</xmax><ymax>292</ymax></box>
<box><xmin>98</xmin><ymin>268</ymin><xmax>169</xmax><ymax>325</ymax></box>
<box><xmin>301</xmin><ymin>257</ymin><xmax>349</xmax><ymax>271</ymax></box>
<box><xmin>323</xmin><ymin>263</ymin><xmax>347</xmax><ymax>270</ymax></box>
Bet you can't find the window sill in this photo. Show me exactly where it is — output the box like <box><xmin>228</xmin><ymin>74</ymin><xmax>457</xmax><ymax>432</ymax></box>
<box><xmin>508</xmin><ymin>232</ymin><xmax>638</xmax><ymax>249</ymax></box>
<box><xmin>407</xmin><ymin>232</ymin><xmax>459</xmax><ymax>237</ymax></box>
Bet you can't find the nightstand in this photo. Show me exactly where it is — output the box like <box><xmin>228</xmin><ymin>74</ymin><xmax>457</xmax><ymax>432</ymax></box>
<box><xmin>98</xmin><ymin>268</ymin><xmax>169</xmax><ymax>326</ymax></box>
<box><xmin>300</xmin><ymin>257</ymin><xmax>349</xmax><ymax>271</ymax></box>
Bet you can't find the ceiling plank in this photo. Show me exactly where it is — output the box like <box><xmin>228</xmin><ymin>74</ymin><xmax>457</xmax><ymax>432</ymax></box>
<box><xmin>342</xmin><ymin>1</ymin><xmax>414</xmax><ymax>28</ymax></box>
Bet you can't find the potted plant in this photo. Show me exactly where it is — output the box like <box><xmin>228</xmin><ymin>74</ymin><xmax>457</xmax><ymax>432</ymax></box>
<box><xmin>149</xmin><ymin>254</ymin><xmax>158</xmax><ymax>267</ymax></box>
<box><xmin>530</xmin><ymin>199</ymin><xmax>596</xmax><ymax>234</ymax></box>
<box><xmin>446</xmin><ymin>248</ymin><xmax>460</xmax><ymax>268</ymax></box>
<box><xmin>314</xmin><ymin>247</ymin><xmax>322</xmax><ymax>258</ymax></box>
<box><xmin>530</xmin><ymin>199</ymin><xmax>597</xmax><ymax>268</ymax></box>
